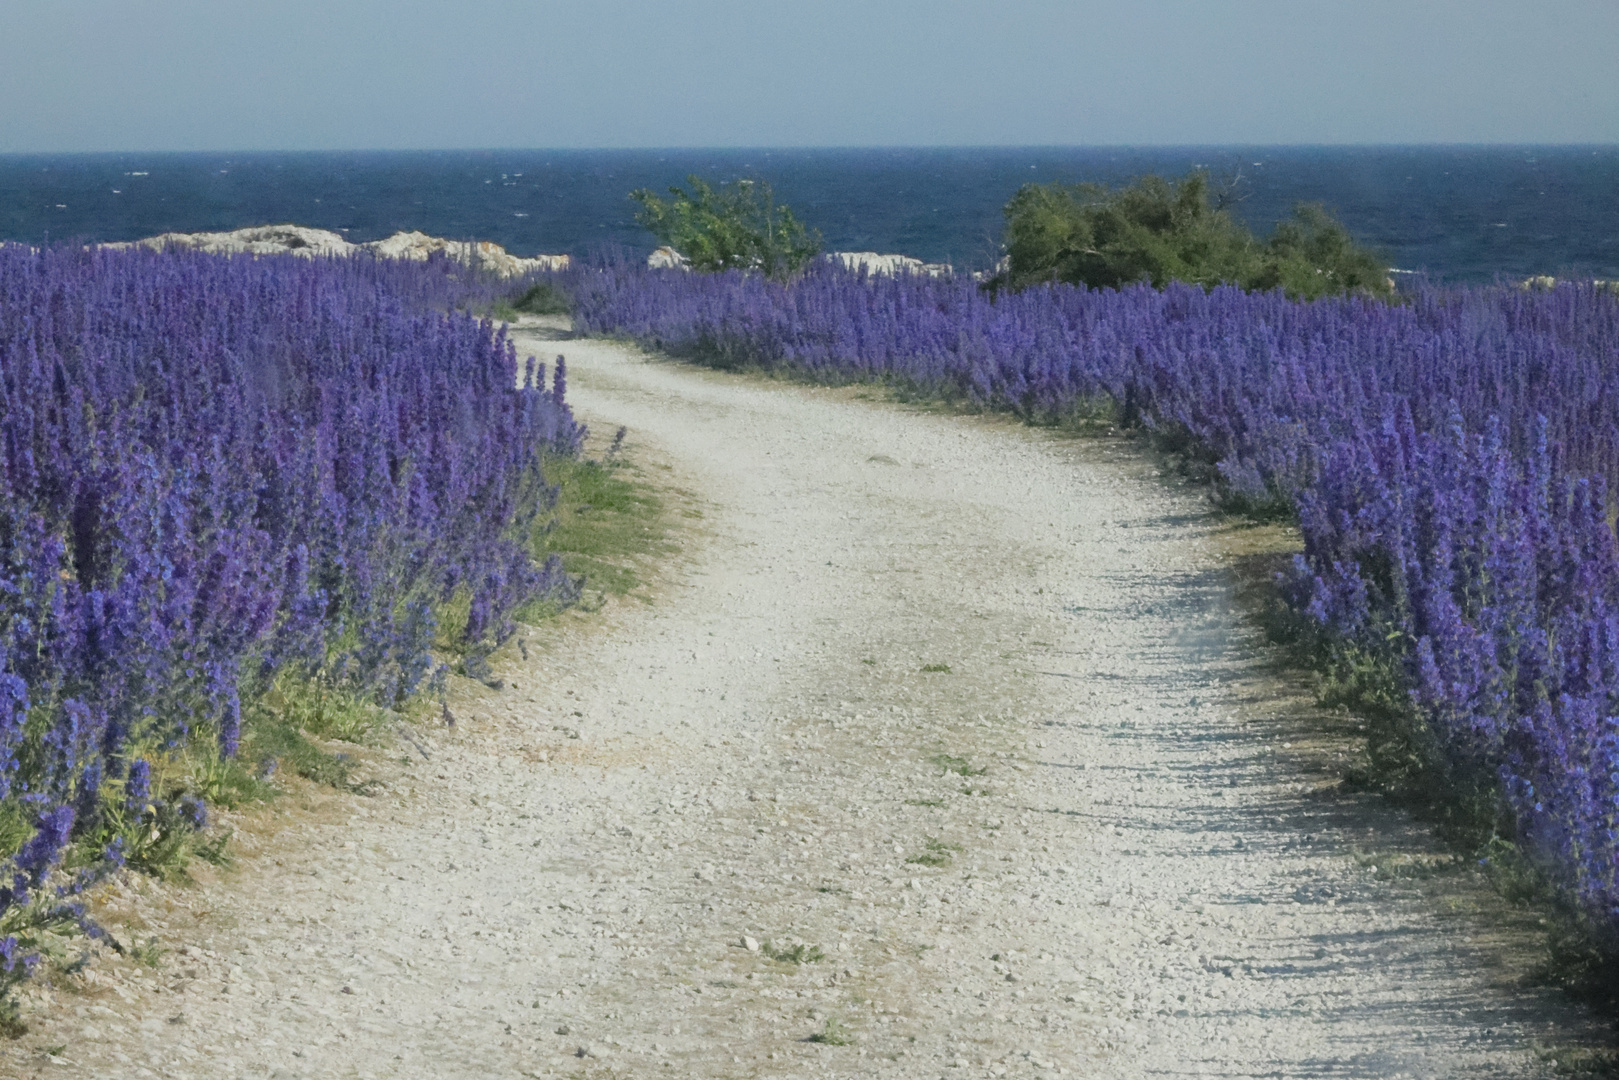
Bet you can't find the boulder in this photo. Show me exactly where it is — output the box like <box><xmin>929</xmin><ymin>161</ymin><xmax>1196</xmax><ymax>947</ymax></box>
<box><xmin>971</xmin><ymin>255</ymin><xmax>1012</xmax><ymax>283</ymax></box>
<box><xmin>829</xmin><ymin>251</ymin><xmax>953</xmax><ymax>278</ymax></box>
<box><xmin>366</xmin><ymin>231</ymin><xmax>569</xmax><ymax>277</ymax></box>
<box><xmin>647</xmin><ymin>246</ymin><xmax>690</xmax><ymax>270</ymax></box>
<box><xmin>1520</xmin><ymin>274</ymin><xmax>1616</xmax><ymax>292</ymax></box>
<box><xmin>117</xmin><ymin>224</ymin><xmax>357</xmax><ymax>258</ymax></box>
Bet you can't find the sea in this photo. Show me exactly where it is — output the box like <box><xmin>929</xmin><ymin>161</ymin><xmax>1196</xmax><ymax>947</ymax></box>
<box><xmin>2</xmin><ymin>146</ymin><xmax>1617</xmax><ymax>284</ymax></box>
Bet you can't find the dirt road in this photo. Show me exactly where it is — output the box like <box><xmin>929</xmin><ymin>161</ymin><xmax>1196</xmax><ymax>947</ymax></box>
<box><xmin>11</xmin><ymin>321</ymin><xmax>1609</xmax><ymax>1079</ymax></box>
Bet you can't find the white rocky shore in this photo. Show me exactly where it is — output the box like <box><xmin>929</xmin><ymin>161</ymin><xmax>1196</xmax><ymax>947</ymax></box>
<box><xmin>106</xmin><ymin>224</ymin><xmax>569</xmax><ymax>278</ymax></box>
<box><xmin>827</xmin><ymin>250</ymin><xmax>953</xmax><ymax>277</ymax></box>
<box><xmin>647</xmin><ymin>245</ymin><xmax>953</xmax><ymax>277</ymax></box>
<box><xmin>107</xmin><ymin>227</ymin><xmax>952</xmax><ymax>281</ymax></box>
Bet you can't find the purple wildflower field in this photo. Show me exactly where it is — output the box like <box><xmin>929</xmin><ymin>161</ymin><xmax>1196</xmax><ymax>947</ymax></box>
<box><xmin>573</xmin><ymin>260</ymin><xmax>1619</xmax><ymax>939</ymax></box>
<box><xmin>0</xmin><ymin>244</ymin><xmax>579</xmax><ymax>987</ymax></box>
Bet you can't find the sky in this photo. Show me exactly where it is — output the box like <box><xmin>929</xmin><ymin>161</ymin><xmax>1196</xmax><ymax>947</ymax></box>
<box><xmin>1</xmin><ymin>0</ymin><xmax>1615</xmax><ymax>152</ymax></box>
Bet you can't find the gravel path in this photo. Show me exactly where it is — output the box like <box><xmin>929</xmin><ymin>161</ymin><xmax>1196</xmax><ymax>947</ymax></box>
<box><xmin>10</xmin><ymin>324</ymin><xmax>1611</xmax><ymax>1079</ymax></box>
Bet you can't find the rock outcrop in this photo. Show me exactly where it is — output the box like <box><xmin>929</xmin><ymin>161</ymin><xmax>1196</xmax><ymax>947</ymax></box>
<box><xmin>828</xmin><ymin>251</ymin><xmax>953</xmax><ymax>277</ymax></box>
<box><xmin>647</xmin><ymin>246</ymin><xmax>690</xmax><ymax>270</ymax></box>
<box><xmin>643</xmin><ymin>246</ymin><xmax>952</xmax><ymax>277</ymax></box>
<box><xmin>367</xmin><ymin>231</ymin><xmax>569</xmax><ymax>276</ymax></box>
<box><xmin>119</xmin><ymin>225</ymin><xmax>358</xmax><ymax>258</ymax></box>
<box><xmin>1521</xmin><ymin>274</ymin><xmax>1616</xmax><ymax>291</ymax></box>
<box><xmin>109</xmin><ymin>225</ymin><xmax>568</xmax><ymax>278</ymax></box>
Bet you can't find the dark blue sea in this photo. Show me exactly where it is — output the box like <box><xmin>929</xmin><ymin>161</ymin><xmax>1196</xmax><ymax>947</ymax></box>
<box><xmin>3</xmin><ymin>147</ymin><xmax>1617</xmax><ymax>283</ymax></box>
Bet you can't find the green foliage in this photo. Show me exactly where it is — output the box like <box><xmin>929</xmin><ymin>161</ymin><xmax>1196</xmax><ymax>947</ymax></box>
<box><xmin>766</xmin><ymin>940</ymin><xmax>825</xmax><ymax>965</ymax></box>
<box><xmin>630</xmin><ymin>175</ymin><xmax>822</xmax><ymax>280</ymax></box>
<box><xmin>1001</xmin><ymin>172</ymin><xmax>1254</xmax><ymax>292</ymax></box>
<box><xmin>905</xmin><ymin>836</ymin><xmax>961</xmax><ymax>868</ymax></box>
<box><xmin>1252</xmin><ymin>202</ymin><xmax>1396</xmax><ymax>299</ymax></box>
<box><xmin>521</xmin><ymin>452</ymin><xmax>669</xmax><ymax>614</ymax></box>
<box><xmin>261</xmin><ymin>672</ymin><xmax>387</xmax><ymax>746</ymax></box>
<box><xmin>118</xmin><ymin>798</ymin><xmax>203</xmax><ymax>880</ymax></box>
<box><xmin>807</xmin><ymin>1017</ymin><xmax>853</xmax><ymax>1045</ymax></box>
<box><xmin>997</xmin><ymin>170</ymin><xmax>1393</xmax><ymax>301</ymax></box>
<box><xmin>52</xmin><ymin>675</ymin><xmax>378</xmax><ymax>887</ymax></box>
<box><xmin>497</xmin><ymin>280</ymin><xmax>572</xmax><ymax>319</ymax></box>
<box><xmin>931</xmin><ymin>753</ymin><xmax>986</xmax><ymax>777</ymax></box>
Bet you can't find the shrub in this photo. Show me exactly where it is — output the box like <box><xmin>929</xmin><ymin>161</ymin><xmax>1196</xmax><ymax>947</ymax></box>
<box><xmin>1254</xmin><ymin>202</ymin><xmax>1395</xmax><ymax>299</ymax></box>
<box><xmin>630</xmin><ymin>175</ymin><xmax>821</xmax><ymax>280</ymax></box>
<box><xmin>508</xmin><ymin>279</ymin><xmax>572</xmax><ymax>316</ymax></box>
<box><xmin>997</xmin><ymin>170</ymin><xmax>1392</xmax><ymax>301</ymax></box>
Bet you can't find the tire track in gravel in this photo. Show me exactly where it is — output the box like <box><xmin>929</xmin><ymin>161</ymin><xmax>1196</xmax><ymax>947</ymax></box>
<box><xmin>15</xmin><ymin>320</ymin><xmax>1612</xmax><ymax>1079</ymax></box>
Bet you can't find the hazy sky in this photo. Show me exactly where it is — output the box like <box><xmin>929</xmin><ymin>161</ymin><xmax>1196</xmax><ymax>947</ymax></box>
<box><xmin>2</xmin><ymin>0</ymin><xmax>1615</xmax><ymax>152</ymax></box>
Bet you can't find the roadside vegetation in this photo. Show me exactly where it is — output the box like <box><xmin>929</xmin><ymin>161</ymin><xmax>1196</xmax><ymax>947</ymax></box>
<box><xmin>568</xmin><ymin>210</ymin><xmax>1619</xmax><ymax>989</ymax></box>
<box><xmin>0</xmin><ymin>246</ymin><xmax>596</xmax><ymax>1030</ymax></box>
<box><xmin>524</xmin><ymin>434</ymin><xmax>678</xmax><ymax>612</ymax></box>
<box><xmin>493</xmin><ymin>279</ymin><xmax>573</xmax><ymax>320</ymax></box>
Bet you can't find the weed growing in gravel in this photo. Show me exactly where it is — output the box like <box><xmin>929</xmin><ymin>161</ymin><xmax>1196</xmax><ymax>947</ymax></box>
<box><xmin>264</xmin><ymin>674</ymin><xmax>388</xmax><ymax>745</ymax></box>
<box><xmin>129</xmin><ymin>939</ymin><xmax>165</xmax><ymax>968</ymax></box>
<box><xmin>932</xmin><ymin>754</ymin><xmax>987</xmax><ymax>778</ymax></box>
<box><xmin>766</xmin><ymin>941</ymin><xmax>825</xmax><ymax>965</ymax></box>
<box><xmin>1349</xmin><ymin>847</ymin><xmax>1463</xmax><ymax>882</ymax></box>
<box><xmin>906</xmin><ymin>837</ymin><xmax>962</xmax><ymax>868</ymax></box>
<box><xmin>920</xmin><ymin>663</ymin><xmax>953</xmax><ymax>673</ymax></box>
<box><xmin>903</xmin><ymin>798</ymin><xmax>944</xmax><ymax>808</ymax></box>
<box><xmin>807</xmin><ymin>1017</ymin><xmax>853</xmax><ymax>1045</ymax></box>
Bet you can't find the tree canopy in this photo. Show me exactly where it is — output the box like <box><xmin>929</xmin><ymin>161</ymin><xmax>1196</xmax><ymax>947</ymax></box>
<box><xmin>630</xmin><ymin>175</ymin><xmax>821</xmax><ymax>280</ymax></box>
<box><xmin>997</xmin><ymin>171</ymin><xmax>1392</xmax><ymax>301</ymax></box>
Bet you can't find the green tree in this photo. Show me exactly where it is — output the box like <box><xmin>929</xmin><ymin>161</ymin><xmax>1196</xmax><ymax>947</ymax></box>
<box><xmin>997</xmin><ymin>170</ymin><xmax>1392</xmax><ymax>301</ymax></box>
<box><xmin>1001</xmin><ymin>171</ymin><xmax>1255</xmax><ymax>292</ymax></box>
<box><xmin>630</xmin><ymin>175</ymin><xmax>822</xmax><ymax>280</ymax></box>
<box><xmin>1250</xmin><ymin>202</ymin><xmax>1394</xmax><ymax>300</ymax></box>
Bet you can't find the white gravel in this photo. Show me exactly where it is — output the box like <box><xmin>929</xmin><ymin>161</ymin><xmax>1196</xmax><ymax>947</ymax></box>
<box><xmin>9</xmin><ymin>319</ymin><xmax>1610</xmax><ymax>1079</ymax></box>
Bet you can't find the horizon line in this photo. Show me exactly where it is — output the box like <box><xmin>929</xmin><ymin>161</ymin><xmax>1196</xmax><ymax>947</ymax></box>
<box><xmin>4</xmin><ymin>141</ymin><xmax>1619</xmax><ymax>158</ymax></box>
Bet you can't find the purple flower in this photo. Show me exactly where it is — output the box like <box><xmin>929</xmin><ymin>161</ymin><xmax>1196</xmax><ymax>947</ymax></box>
<box><xmin>125</xmin><ymin>759</ymin><xmax>151</xmax><ymax>813</ymax></box>
<box><xmin>573</xmin><ymin>260</ymin><xmax>1619</xmax><ymax>930</ymax></box>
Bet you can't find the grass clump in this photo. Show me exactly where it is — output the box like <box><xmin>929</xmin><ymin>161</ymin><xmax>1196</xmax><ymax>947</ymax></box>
<box><xmin>906</xmin><ymin>837</ymin><xmax>961</xmax><ymax>868</ymax></box>
<box><xmin>931</xmin><ymin>754</ymin><xmax>987</xmax><ymax>778</ymax></box>
<box><xmin>766</xmin><ymin>940</ymin><xmax>825</xmax><ymax>965</ymax></box>
<box><xmin>232</xmin><ymin>673</ymin><xmax>390</xmax><ymax>795</ymax></box>
<box><xmin>127</xmin><ymin>938</ymin><xmax>165</xmax><ymax>968</ymax></box>
<box><xmin>260</xmin><ymin>672</ymin><xmax>387</xmax><ymax>747</ymax></box>
<box><xmin>522</xmin><ymin>447</ymin><xmax>670</xmax><ymax>611</ymax></box>
<box><xmin>920</xmin><ymin>662</ymin><xmax>952</xmax><ymax>673</ymax></box>
<box><xmin>807</xmin><ymin>1017</ymin><xmax>853</xmax><ymax>1045</ymax></box>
